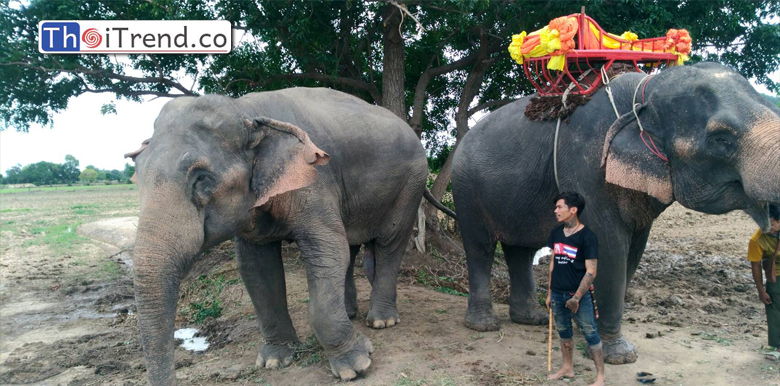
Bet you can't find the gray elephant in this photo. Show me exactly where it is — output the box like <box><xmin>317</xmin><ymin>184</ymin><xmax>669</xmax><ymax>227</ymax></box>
<box><xmin>451</xmin><ymin>62</ymin><xmax>780</xmax><ymax>364</ymax></box>
<box><xmin>126</xmin><ymin>87</ymin><xmax>450</xmax><ymax>385</ymax></box>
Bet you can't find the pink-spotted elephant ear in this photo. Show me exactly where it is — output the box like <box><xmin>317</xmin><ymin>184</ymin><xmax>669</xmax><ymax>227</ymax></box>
<box><xmin>602</xmin><ymin>115</ymin><xmax>674</xmax><ymax>204</ymax></box>
<box><xmin>123</xmin><ymin>138</ymin><xmax>151</xmax><ymax>183</ymax></box>
<box><xmin>244</xmin><ymin>117</ymin><xmax>330</xmax><ymax>209</ymax></box>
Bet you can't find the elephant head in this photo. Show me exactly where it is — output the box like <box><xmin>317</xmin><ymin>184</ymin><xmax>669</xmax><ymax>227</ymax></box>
<box><xmin>603</xmin><ymin>62</ymin><xmax>780</xmax><ymax>230</ymax></box>
<box><xmin>125</xmin><ymin>95</ymin><xmax>328</xmax><ymax>385</ymax></box>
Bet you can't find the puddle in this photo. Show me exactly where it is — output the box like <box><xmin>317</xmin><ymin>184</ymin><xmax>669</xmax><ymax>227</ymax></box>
<box><xmin>174</xmin><ymin>328</ymin><xmax>209</xmax><ymax>352</ymax></box>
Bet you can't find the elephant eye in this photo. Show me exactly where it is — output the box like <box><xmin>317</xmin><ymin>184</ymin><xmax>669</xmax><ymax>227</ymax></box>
<box><xmin>191</xmin><ymin>172</ymin><xmax>215</xmax><ymax>208</ymax></box>
<box><xmin>708</xmin><ymin>131</ymin><xmax>737</xmax><ymax>156</ymax></box>
<box><xmin>715</xmin><ymin>137</ymin><xmax>732</xmax><ymax>146</ymax></box>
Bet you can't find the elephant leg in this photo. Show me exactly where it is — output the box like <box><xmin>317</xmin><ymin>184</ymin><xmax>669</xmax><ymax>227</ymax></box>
<box><xmin>366</xmin><ymin>189</ymin><xmax>419</xmax><ymax>329</ymax></box>
<box><xmin>462</xmin><ymin>224</ymin><xmax>499</xmax><ymax>332</ymax></box>
<box><xmin>626</xmin><ymin>227</ymin><xmax>652</xmax><ymax>284</ymax></box>
<box><xmin>592</xmin><ymin>235</ymin><xmax>637</xmax><ymax>365</ymax></box>
<box><xmin>366</xmin><ymin>235</ymin><xmax>409</xmax><ymax>329</ymax></box>
<box><xmin>345</xmin><ymin>245</ymin><xmax>361</xmax><ymax>319</ymax></box>
<box><xmin>296</xmin><ymin>222</ymin><xmax>373</xmax><ymax>381</ymax></box>
<box><xmin>503</xmin><ymin>243</ymin><xmax>549</xmax><ymax>326</ymax></box>
<box><xmin>234</xmin><ymin>238</ymin><xmax>299</xmax><ymax>369</ymax></box>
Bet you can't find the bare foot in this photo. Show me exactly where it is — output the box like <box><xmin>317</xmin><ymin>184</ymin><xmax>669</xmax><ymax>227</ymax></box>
<box><xmin>547</xmin><ymin>367</ymin><xmax>575</xmax><ymax>380</ymax></box>
<box><xmin>588</xmin><ymin>375</ymin><xmax>606</xmax><ymax>386</ymax></box>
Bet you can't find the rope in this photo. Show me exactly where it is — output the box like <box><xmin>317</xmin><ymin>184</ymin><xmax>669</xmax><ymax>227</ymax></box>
<box><xmin>632</xmin><ymin>75</ymin><xmax>669</xmax><ymax>163</ymax></box>
<box><xmin>632</xmin><ymin>75</ymin><xmax>650</xmax><ymax>133</ymax></box>
<box><xmin>602</xmin><ymin>66</ymin><xmax>620</xmax><ymax>120</ymax></box>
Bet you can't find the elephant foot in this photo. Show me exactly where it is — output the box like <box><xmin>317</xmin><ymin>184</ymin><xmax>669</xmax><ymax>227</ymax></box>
<box><xmin>599</xmin><ymin>334</ymin><xmax>638</xmax><ymax>364</ymax></box>
<box><xmin>509</xmin><ymin>305</ymin><xmax>549</xmax><ymax>325</ymax></box>
<box><xmin>255</xmin><ymin>341</ymin><xmax>297</xmax><ymax>369</ymax></box>
<box><xmin>328</xmin><ymin>333</ymin><xmax>374</xmax><ymax>381</ymax></box>
<box><xmin>464</xmin><ymin>309</ymin><xmax>499</xmax><ymax>332</ymax></box>
<box><xmin>366</xmin><ymin>305</ymin><xmax>399</xmax><ymax>329</ymax></box>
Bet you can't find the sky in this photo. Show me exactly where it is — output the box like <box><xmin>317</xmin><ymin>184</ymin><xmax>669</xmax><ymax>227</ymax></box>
<box><xmin>0</xmin><ymin>94</ymin><xmax>169</xmax><ymax>172</ymax></box>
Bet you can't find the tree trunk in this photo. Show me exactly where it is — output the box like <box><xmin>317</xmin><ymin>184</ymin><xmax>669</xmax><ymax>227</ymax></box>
<box><xmin>425</xmin><ymin>32</ymin><xmax>496</xmax><ymax>228</ymax></box>
<box><xmin>382</xmin><ymin>4</ymin><xmax>406</xmax><ymax>119</ymax></box>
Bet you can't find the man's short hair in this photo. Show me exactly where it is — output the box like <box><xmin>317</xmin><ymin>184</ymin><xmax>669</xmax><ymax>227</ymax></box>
<box><xmin>554</xmin><ymin>191</ymin><xmax>586</xmax><ymax>216</ymax></box>
<box><xmin>770</xmin><ymin>204</ymin><xmax>780</xmax><ymax>221</ymax></box>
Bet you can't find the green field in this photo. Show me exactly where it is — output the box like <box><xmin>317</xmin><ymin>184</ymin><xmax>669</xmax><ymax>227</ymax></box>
<box><xmin>0</xmin><ymin>184</ymin><xmax>140</xmax><ymax>286</ymax></box>
<box><xmin>0</xmin><ymin>183</ymin><xmax>135</xmax><ymax>195</ymax></box>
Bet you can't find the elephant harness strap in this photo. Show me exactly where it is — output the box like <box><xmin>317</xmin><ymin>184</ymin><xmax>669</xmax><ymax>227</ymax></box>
<box><xmin>553</xmin><ymin>69</ymin><xmax>667</xmax><ymax>190</ymax></box>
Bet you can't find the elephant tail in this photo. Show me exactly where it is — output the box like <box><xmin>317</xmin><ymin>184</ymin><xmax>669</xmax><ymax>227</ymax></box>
<box><xmin>424</xmin><ymin>188</ymin><xmax>457</xmax><ymax>220</ymax></box>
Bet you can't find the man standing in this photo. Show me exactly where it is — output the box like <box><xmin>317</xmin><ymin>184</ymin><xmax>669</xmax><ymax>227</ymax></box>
<box><xmin>748</xmin><ymin>204</ymin><xmax>780</xmax><ymax>356</ymax></box>
<box><xmin>545</xmin><ymin>192</ymin><xmax>605</xmax><ymax>386</ymax></box>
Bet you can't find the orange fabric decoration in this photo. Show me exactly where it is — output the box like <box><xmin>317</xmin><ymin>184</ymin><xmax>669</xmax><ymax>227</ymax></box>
<box><xmin>547</xmin><ymin>16</ymin><xmax>578</xmax><ymax>56</ymax></box>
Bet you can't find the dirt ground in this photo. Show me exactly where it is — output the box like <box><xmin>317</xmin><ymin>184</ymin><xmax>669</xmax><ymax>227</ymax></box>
<box><xmin>1</xmin><ymin>185</ymin><xmax>779</xmax><ymax>386</ymax></box>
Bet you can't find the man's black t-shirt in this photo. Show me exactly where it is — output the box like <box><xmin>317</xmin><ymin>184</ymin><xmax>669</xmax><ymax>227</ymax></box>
<box><xmin>546</xmin><ymin>224</ymin><xmax>599</xmax><ymax>293</ymax></box>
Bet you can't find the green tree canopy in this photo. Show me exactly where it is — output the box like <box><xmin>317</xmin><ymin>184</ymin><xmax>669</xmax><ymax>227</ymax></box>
<box><xmin>2</xmin><ymin>155</ymin><xmax>81</xmax><ymax>185</ymax></box>
<box><xmin>2</xmin><ymin>0</ymin><xmax>779</xmax><ymax>220</ymax></box>
<box><xmin>79</xmin><ymin>167</ymin><xmax>98</xmax><ymax>183</ymax></box>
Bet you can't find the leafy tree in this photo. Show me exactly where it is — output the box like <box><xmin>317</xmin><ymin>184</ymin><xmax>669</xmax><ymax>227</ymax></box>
<box><xmin>62</xmin><ymin>154</ymin><xmax>80</xmax><ymax>183</ymax></box>
<box><xmin>79</xmin><ymin>168</ymin><xmax>98</xmax><ymax>183</ymax></box>
<box><xmin>3</xmin><ymin>0</ymin><xmax>779</xmax><ymax>226</ymax></box>
<box><xmin>107</xmin><ymin>169</ymin><xmax>122</xmax><ymax>182</ymax></box>
<box><xmin>123</xmin><ymin>163</ymin><xmax>135</xmax><ymax>181</ymax></box>
<box><xmin>4</xmin><ymin>164</ymin><xmax>23</xmax><ymax>184</ymax></box>
<box><xmin>1</xmin><ymin>0</ymin><xmax>213</xmax><ymax>130</ymax></box>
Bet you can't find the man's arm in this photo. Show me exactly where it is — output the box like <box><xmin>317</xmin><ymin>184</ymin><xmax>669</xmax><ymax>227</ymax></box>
<box><xmin>752</xmin><ymin>261</ymin><xmax>772</xmax><ymax>305</ymax></box>
<box><xmin>566</xmin><ymin>259</ymin><xmax>597</xmax><ymax>313</ymax></box>
<box><xmin>748</xmin><ymin>237</ymin><xmax>771</xmax><ymax>305</ymax></box>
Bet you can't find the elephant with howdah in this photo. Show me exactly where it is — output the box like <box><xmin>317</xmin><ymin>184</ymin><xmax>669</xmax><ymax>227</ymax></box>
<box><xmin>452</xmin><ymin>62</ymin><xmax>780</xmax><ymax>364</ymax></box>
<box><xmin>127</xmin><ymin>87</ymin><xmax>446</xmax><ymax>385</ymax></box>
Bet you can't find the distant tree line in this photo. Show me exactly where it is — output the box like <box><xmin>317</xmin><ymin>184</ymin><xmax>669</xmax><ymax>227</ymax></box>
<box><xmin>0</xmin><ymin>155</ymin><xmax>135</xmax><ymax>186</ymax></box>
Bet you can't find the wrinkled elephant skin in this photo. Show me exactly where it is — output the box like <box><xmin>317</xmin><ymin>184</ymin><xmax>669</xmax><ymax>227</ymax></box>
<box><xmin>452</xmin><ymin>63</ymin><xmax>780</xmax><ymax>364</ymax></box>
<box><xmin>129</xmin><ymin>88</ymin><xmax>428</xmax><ymax>385</ymax></box>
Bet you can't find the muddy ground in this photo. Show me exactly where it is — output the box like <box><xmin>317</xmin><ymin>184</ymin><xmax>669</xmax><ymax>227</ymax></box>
<box><xmin>1</xmin><ymin>185</ymin><xmax>779</xmax><ymax>385</ymax></box>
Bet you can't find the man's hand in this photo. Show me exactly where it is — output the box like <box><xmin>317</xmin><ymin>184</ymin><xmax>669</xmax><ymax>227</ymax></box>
<box><xmin>566</xmin><ymin>296</ymin><xmax>580</xmax><ymax>313</ymax></box>
<box><xmin>546</xmin><ymin>294</ymin><xmax>552</xmax><ymax>310</ymax></box>
<box><xmin>760</xmin><ymin>291</ymin><xmax>773</xmax><ymax>305</ymax></box>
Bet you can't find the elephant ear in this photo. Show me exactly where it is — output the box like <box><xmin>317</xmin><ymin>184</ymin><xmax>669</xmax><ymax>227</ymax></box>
<box><xmin>602</xmin><ymin>111</ymin><xmax>673</xmax><ymax>204</ymax></box>
<box><xmin>245</xmin><ymin>117</ymin><xmax>329</xmax><ymax>209</ymax></box>
<box><xmin>123</xmin><ymin>138</ymin><xmax>151</xmax><ymax>183</ymax></box>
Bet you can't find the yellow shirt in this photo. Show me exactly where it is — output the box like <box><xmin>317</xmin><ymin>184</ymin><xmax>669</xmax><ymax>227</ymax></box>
<box><xmin>748</xmin><ymin>229</ymin><xmax>780</xmax><ymax>275</ymax></box>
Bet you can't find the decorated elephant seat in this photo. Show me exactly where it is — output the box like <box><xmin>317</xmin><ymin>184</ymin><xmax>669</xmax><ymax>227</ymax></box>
<box><xmin>508</xmin><ymin>8</ymin><xmax>692</xmax><ymax>97</ymax></box>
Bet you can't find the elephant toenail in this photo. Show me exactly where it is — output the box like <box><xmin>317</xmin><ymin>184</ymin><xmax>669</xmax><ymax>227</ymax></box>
<box><xmin>264</xmin><ymin>358</ymin><xmax>280</xmax><ymax>369</ymax></box>
<box><xmin>353</xmin><ymin>356</ymin><xmax>371</xmax><ymax>372</ymax></box>
<box><xmin>339</xmin><ymin>369</ymin><xmax>357</xmax><ymax>380</ymax></box>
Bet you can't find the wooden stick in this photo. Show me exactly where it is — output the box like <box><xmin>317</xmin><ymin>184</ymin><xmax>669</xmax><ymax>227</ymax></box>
<box><xmin>548</xmin><ymin>307</ymin><xmax>553</xmax><ymax>372</ymax></box>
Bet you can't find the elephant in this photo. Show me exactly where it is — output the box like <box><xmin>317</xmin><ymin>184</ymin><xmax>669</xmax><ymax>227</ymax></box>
<box><xmin>126</xmin><ymin>87</ymin><xmax>452</xmax><ymax>385</ymax></box>
<box><xmin>451</xmin><ymin>62</ymin><xmax>780</xmax><ymax>364</ymax></box>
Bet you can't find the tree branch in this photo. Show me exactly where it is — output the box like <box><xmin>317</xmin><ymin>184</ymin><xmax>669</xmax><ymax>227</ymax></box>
<box><xmin>2</xmin><ymin>61</ymin><xmax>197</xmax><ymax>96</ymax></box>
<box><xmin>468</xmin><ymin>98</ymin><xmax>517</xmax><ymax>117</ymax></box>
<box><xmin>408</xmin><ymin>36</ymin><xmax>506</xmax><ymax>136</ymax></box>
<box><xmin>224</xmin><ymin>72</ymin><xmax>383</xmax><ymax>105</ymax></box>
<box><xmin>388</xmin><ymin>0</ymin><xmax>425</xmax><ymax>35</ymax></box>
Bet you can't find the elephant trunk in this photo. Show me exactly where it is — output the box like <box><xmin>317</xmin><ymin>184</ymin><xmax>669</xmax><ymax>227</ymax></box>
<box><xmin>133</xmin><ymin>192</ymin><xmax>204</xmax><ymax>386</ymax></box>
<box><xmin>740</xmin><ymin>113</ymin><xmax>780</xmax><ymax>204</ymax></box>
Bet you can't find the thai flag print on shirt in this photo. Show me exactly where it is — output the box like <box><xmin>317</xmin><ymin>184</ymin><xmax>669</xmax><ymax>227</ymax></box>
<box><xmin>554</xmin><ymin>243</ymin><xmax>578</xmax><ymax>263</ymax></box>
